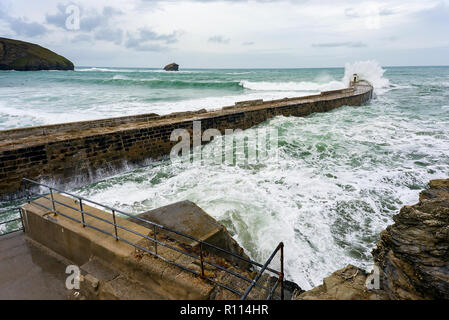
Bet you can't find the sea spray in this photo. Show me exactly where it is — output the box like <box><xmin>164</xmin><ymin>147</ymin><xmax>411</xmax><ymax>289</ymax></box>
<box><xmin>241</xmin><ymin>61</ymin><xmax>390</xmax><ymax>94</ymax></box>
<box><xmin>343</xmin><ymin>60</ymin><xmax>390</xmax><ymax>92</ymax></box>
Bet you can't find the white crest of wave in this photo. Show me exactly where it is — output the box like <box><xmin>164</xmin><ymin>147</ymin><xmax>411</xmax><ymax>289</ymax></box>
<box><xmin>240</xmin><ymin>80</ymin><xmax>345</xmax><ymax>92</ymax></box>
<box><xmin>241</xmin><ymin>60</ymin><xmax>390</xmax><ymax>94</ymax></box>
<box><xmin>76</xmin><ymin>67</ymin><xmax>122</xmax><ymax>72</ymax></box>
<box><xmin>112</xmin><ymin>74</ymin><xmax>130</xmax><ymax>80</ymax></box>
<box><xmin>343</xmin><ymin>60</ymin><xmax>390</xmax><ymax>90</ymax></box>
<box><xmin>76</xmin><ymin>67</ymin><xmax>206</xmax><ymax>74</ymax></box>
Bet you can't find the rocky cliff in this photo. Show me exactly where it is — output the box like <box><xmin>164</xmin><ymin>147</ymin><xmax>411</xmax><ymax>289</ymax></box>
<box><xmin>295</xmin><ymin>265</ymin><xmax>388</xmax><ymax>300</ymax></box>
<box><xmin>296</xmin><ymin>178</ymin><xmax>449</xmax><ymax>300</ymax></box>
<box><xmin>0</xmin><ymin>37</ymin><xmax>74</xmax><ymax>71</ymax></box>
<box><xmin>372</xmin><ymin>179</ymin><xmax>449</xmax><ymax>299</ymax></box>
<box><xmin>163</xmin><ymin>63</ymin><xmax>179</xmax><ymax>71</ymax></box>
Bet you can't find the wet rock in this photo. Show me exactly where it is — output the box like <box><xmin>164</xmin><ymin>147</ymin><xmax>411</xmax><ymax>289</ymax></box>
<box><xmin>294</xmin><ymin>265</ymin><xmax>388</xmax><ymax>300</ymax></box>
<box><xmin>164</xmin><ymin>63</ymin><xmax>179</xmax><ymax>71</ymax></box>
<box><xmin>419</xmin><ymin>179</ymin><xmax>449</xmax><ymax>201</ymax></box>
<box><xmin>372</xmin><ymin>178</ymin><xmax>449</xmax><ymax>299</ymax></box>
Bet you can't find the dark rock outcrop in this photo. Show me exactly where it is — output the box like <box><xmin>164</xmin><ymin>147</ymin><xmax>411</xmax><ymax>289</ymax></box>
<box><xmin>372</xmin><ymin>179</ymin><xmax>449</xmax><ymax>299</ymax></box>
<box><xmin>163</xmin><ymin>62</ymin><xmax>179</xmax><ymax>71</ymax></box>
<box><xmin>0</xmin><ymin>37</ymin><xmax>74</xmax><ymax>71</ymax></box>
<box><xmin>294</xmin><ymin>265</ymin><xmax>388</xmax><ymax>300</ymax></box>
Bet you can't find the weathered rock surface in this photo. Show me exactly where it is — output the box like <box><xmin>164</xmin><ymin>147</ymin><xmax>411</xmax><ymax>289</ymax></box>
<box><xmin>294</xmin><ymin>265</ymin><xmax>388</xmax><ymax>300</ymax></box>
<box><xmin>372</xmin><ymin>178</ymin><xmax>449</xmax><ymax>299</ymax></box>
<box><xmin>163</xmin><ymin>62</ymin><xmax>179</xmax><ymax>71</ymax></box>
<box><xmin>0</xmin><ymin>37</ymin><xmax>74</xmax><ymax>71</ymax></box>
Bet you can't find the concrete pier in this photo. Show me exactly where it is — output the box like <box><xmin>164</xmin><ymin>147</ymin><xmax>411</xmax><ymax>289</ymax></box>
<box><xmin>0</xmin><ymin>81</ymin><xmax>373</xmax><ymax>199</ymax></box>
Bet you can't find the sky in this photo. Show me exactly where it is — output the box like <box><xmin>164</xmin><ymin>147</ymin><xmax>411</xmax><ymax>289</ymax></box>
<box><xmin>1</xmin><ymin>0</ymin><xmax>448</xmax><ymax>68</ymax></box>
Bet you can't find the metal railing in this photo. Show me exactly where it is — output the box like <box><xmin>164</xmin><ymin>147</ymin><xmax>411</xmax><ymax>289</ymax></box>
<box><xmin>22</xmin><ymin>178</ymin><xmax>285</xmax><ymax>300</ymax></box>
<box><xmin>0</xmin><ymin>207</ymin><xmax>25</xmax><ymax>236</ymax></box>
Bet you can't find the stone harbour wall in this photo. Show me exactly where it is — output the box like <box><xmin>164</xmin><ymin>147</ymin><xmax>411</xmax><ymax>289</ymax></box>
<box><xmin>0</xmin><ymin>83</ymin><xmax>373</xmax><ymax>199</ymax></box>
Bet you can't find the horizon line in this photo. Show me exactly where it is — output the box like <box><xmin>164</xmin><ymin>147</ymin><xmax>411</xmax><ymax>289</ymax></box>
<box><xmin>74</xmin><ymin>64</ymin><xmax>449</xmax><ymax>70</ymax></box>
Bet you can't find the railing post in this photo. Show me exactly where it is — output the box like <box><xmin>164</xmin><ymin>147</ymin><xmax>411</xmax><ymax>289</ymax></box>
<box><xmin>153</xmin><ymin>225</ymin><xmax>158</xmax><ymax>257</ymax></box>
<box><xmin>112</xmin><ymin>210</ymin><xmax>118</xmax><ymax>241</ymax></box>
<box><xmin>79</xmin><ymin>199</ymin><xmax>85</xmax><ymax>228</ymax></box>
<box><xmin>280</xmin><ymin>242</ymin><xmax>284</xmax><ymax>301</ymax></box>
<box><xmin>49</xmin><ymin>188</ymin><xmax>56</xmax><ymax>215</ymax></box>
<box><xmin>18</xmin><ymin>208</ymin><xmax>25</xmax><ymax>233</ymax></box>
<box><xmin>25</xmin><ymin>180</ymin><xmax>31</xmax><ymax>204</ymax></box>
<box><xmin>241</xmin><ymin>244</ymin><xmax>281</xmax><ymax>300</ymax></box>
<box><xmin>199</xmin><ymin>241</ymin><xmax>205</xmax><ymax>278</ymax></box>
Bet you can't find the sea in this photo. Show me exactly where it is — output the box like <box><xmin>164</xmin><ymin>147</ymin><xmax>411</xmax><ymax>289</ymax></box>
<box><xmin>0</xmin><ymin>61</ymin><xmax>448</xmax><ymax>290</ymax></box>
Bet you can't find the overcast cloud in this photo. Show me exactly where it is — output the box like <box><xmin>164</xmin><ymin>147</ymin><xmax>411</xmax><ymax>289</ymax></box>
<box><xmin>0</xmin><ymin>0</ymin><xmax>448</xmax><ymax>68</ymax></box>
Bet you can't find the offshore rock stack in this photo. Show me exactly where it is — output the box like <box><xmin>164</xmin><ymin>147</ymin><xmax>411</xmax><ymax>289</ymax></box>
<box><xmin>164</xmin><ymin>62</ymin><xmax>179</xmax><ymax>71</ymax></box>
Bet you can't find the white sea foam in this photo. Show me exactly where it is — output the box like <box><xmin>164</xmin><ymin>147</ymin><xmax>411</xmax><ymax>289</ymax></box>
<box><xmin>343</xmin><ymin>60</ymin><xmax>390</xmax><ymax>93</ymax></box>
<box><xmin>0</xmin><ymin>61</ymin><xmax>404</xmax><ymax>130</ymax></box>
<box><xmin>240</xmin><ymin>60</ymin><xmax>391</xmax><ymax>95</ymax></box>
<box><xmin>76</xmin><ymin>104</ymin><xmax>449</xmax><ymax>289</ymax></box>
<box><xmin>240</xmin><ymin>80</ymin><xmax>345</xmax><ymax>92</ymax></box>
<box><xmin>76</xmin><ymin>67</ymin><xmax>126</xmax><ymax>72</ymax></box>
<box><xmin>112</xmin><ymin>74</ymin><xmax>131</xmax><ymax>80</ymax></box>
<box><xmin>389</xmin><ymin>83</ymin><xmax>413</xmax><ymax>90</ymax></box>
<box><xmin>226</xmin><ymin>72</ymin><xmax>252</xmax><ymax>75</ymax></box>
<box><xmin>76</xmin><ymin>67</ymin><xmax>206</xmax><ymax>74</ymax></box>
<box><xmin>2</xmin><ymin>64</ymin><xmax>449</xmax><ymax>290</ymax></box>
<box><xmin>0</xmin><ymin>102</ymin><xmax>102</xmax><ymax>128</ymax></box>
<box><xmin>0</xmin><ymin>91</ymin><xmax>315</xmax><ymax>128</ymax></box>
<box><xmin>68</xmin><ymin>63</ymin><xmax>449</xmax><ymax>289</ymax></box>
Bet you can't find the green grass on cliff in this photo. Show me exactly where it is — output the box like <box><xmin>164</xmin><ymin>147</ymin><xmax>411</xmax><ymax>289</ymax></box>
<box><xmin>0</xmin><ymin>37</ymin><xmax>74</xmax><ymax>70</ymax></box>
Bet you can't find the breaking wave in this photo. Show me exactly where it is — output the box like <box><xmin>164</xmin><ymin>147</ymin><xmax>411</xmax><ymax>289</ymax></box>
<box><xmin>76</xmin><ymin>67</ymin><xmax>205</xmax><ymax>74</ymax></box>
<box><xmin>240</xmin><ymin>80</ymin><xmax>345</xmax><ymax>92</ymax></box>
<box><xmin>74</xmin><ymin>61</ymin><xmax>391</xmax><ymax>95</ymax></box>
<box><xmin>242</xmin><ymin>60</ymin><xmax>390</xmax><ymax>94</ymax></box>
<box><xmin>343</xmin><ymin>60</ymin><xmax>390</xmax><ymax>92</ymax></box>
<box><xmin>61</xmin><ymin>76</ymin><xmax>245</xmax><ymax>90</ymax></box>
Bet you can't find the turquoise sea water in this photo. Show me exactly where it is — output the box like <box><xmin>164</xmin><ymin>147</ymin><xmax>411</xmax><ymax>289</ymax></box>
<box><xmin>1</xmin><ymin>62</ymin><xmax>448</xmax><ymax>289</ymax></box>
<box><xmin>0</xmin><ymin>66</ymin><xmax>350</xmax><ymax>129</ymax></box>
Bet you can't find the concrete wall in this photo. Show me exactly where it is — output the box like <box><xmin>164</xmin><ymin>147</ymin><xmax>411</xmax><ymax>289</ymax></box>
<box><xmin>0</xmin><ymin>84</ymin><xmax>373</xmax><ymax>199</ymax></box>
<box><xmin>20</xmin><ymin>194</ymin><xmax>219</xmax><ymax>299</ymax></box>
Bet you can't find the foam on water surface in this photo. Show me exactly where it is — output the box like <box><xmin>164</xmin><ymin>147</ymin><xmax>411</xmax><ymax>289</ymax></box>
<box><xmin>1</xmin><ymin>63</ymin><xmax>448</xmax><ymax>290</ymax></box>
